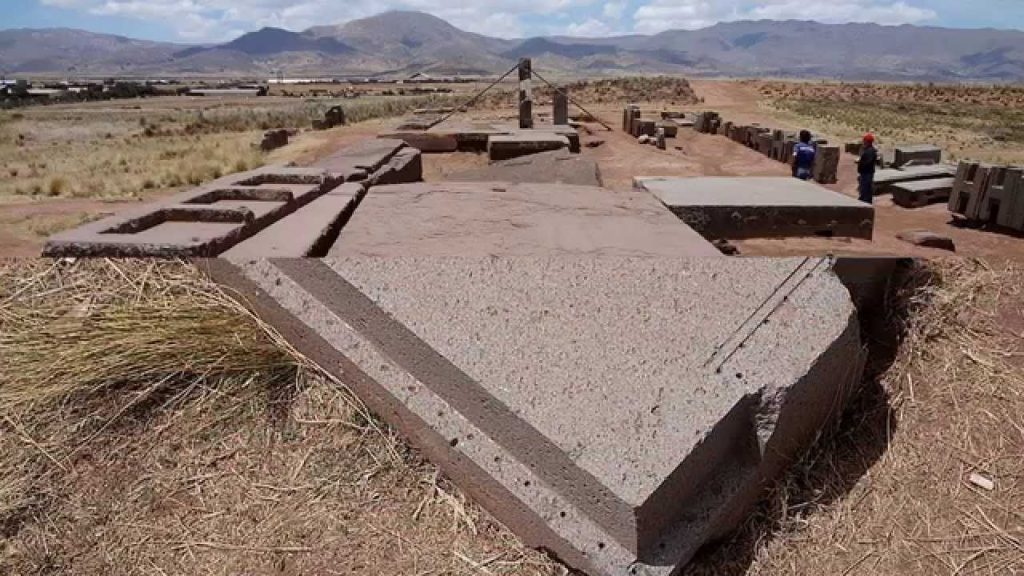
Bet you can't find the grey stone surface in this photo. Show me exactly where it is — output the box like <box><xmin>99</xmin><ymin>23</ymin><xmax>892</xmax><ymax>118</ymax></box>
<box><xmin>209</xmin><ymin>256</ymin><xmax>864</xmax><ymax>576</ymax></box>
<box><xmin>635</xmin><ymin>176</ymin><xmax>874</xmax><ymax>240</ymax></box>
<box><xmin>554</xmin><ymin>92</ymin><xmax>569</xmax><ymax>125</ymax></box>
<box><xmin>488</xmin><ymin>132</ymin><xmax>571</xmax><ymax>161</ymax></box>
<box><xmin>313</xmin><ymin>138</ymin><xmax>407</xmax><ymax>175</ymax></box>
<box><xmin>330</xmin><ymin>181</ymin><xmax>721</xmax><ymax>257</ymax></box>
<box><xmin>873</xmin><ymin>164</ymin><xmax>957</xmax><ymax>195</ymax></box>
<box><xmin>368</xmin><ymin>147</ymin><xmax>423</xmax><ymax>186</ymax></box>
<box><xmin>447</xmin><ymin>150</ymin><xmax>602</xmax><ymax>187</ymax></box>
<box><xmin>222</xmin><ymin>183</ymin><xmax>365</xmax><ymax>259</ymax></box>
<box><xmin>891</xmin><ymin>177</ymin><xmax>954</xmax><ymax>208</ymax></box>
<box><xmin>893</xmin><ymin>145</ymin><xmax>941</xmax><ymax>168</ymax></box>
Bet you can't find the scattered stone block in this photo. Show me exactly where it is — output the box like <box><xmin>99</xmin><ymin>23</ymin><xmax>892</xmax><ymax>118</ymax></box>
<box><xmin>368</xmin><ymin>147</ymin><xmax>423</xmax><ymax>186</ymax></box>
<box><xmin>448</xmin><ymin>150</ymin><xmax>603</xmax><ymax>187</ymax></box>
<box><xmin>813</xmin><ymin>146</ymin><xmax>840</xmax><ymax>184</ymax></box>
<box><xmin>896</xmin><ymin>230</ymin><xmax>956</xmax><ymax>251</ymax></box>
<box><xmin>894</xmin><ymin>145</ymin><xmax>941</xmax><ymax>168</ymax></box>
<box><xmin>312</xmin><ymin>105</ymin><xmax>346</xmax><ymax>130</ymax></box>
<box><xmin>656</xmin><ymin>128</ymin><xmax>666</xmax><ymax>150</ymax></box>
<box><xmin>207</xmin><ymin>255</ymin><xmax>864</xmax><ymax>576</ymax></box>
<box><xmin>260</xmin><ymin>129</ymin><xmax>289</xmax><ymax>152</ymax></box>
<box><xmin>995</xmin><ymin>167</ymin><xmax>1024</xmax><ymax>231</ymax></box>
<box><xmin>637</xmin><ymin>119</ymin><xmax>658</xmax><ymax>137</ymax></box>
<box><xmin>329</xmin><ymin>182</ymin><xmax>720</xmax><ymax>257</ymax></box>
<box><xmin>553</xmin><ymin>92</ymin><xmax>569</xmax><ymax>125</ymax></box>
<box><xmin>635</xmin><ymin>176</ymin><xmax>874</xmax><ymax>240</ymax></box>
<box><xmin>873</xmin><ymin>164</ymin><xmax>957</xmax><ymax>196</ymax></box>
<box><xmin>891</xmin><ymin>177</ymin><xmax>954</xmax><ymax>208</ymax></box>
<box><xmin>659</xmin><ymin>121</ymin><xmax>679</xmax><ymax>138</ymax></box>
<box><xmin>487</xmin><ymin>133</ymin><xmax>570</xmax><ymax>161</ymax></box>
<box><xmin>845</xmin><ymin>141</ymin><xmax>863</xmax><ymax>155</ymax></box>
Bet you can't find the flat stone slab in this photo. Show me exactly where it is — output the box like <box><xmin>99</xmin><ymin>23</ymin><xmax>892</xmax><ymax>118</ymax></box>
<box><xmin>891</xmin><ymin>177</ymin><xmax>954</xmax><ymax>208</ymax></box>
<box><xmin>329</xmin><ymin>181</ymin><xmax>721</xmax><ymax>257</ymax></box>
<box><xmin>872</xmin><ymin>164</ymin><xmax>957</xmax><ymax>195</ymax></box>
<box><xmin>207</xmin><ymin>256</ymin><xmax>864</xmax><ymax>576</ymax></box>
<box><xmin>43</xmin><ymin>166</ymin><xmax>346</xmax><ymax>257</ymax></box>
<box><xmin>894</xmin><ymin>145</ymin><xmax>942</xmax><ymax>168</ymax></box>
<box><xmin>448</xmin><ymin>150</ymin><xmax>603</xmax><ymax>187</ymax></box>
<box><xmin>222</xmin><ymin>183</ymin><xmax>365</xmax><ymax>259</ymax></box>
<box><xmin>313</xmin><ymin>138</ymin><xmax>407</xmax><ymax>177</ymax></box>
<box><xmin>488</xmin><ymin>132</ymin><xmax>570</xmax><ymax>161</ymax></box>
<box><xmin>635</xmin><ymin>177</ymin><xmax>874</xmax><ymax>240</ymax></box>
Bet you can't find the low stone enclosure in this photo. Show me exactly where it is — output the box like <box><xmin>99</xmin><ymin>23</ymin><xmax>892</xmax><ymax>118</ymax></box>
<box><xmin>41</xmin><ymin>105</ymin><xmax>913</xmax><ymax>575</ymax></box>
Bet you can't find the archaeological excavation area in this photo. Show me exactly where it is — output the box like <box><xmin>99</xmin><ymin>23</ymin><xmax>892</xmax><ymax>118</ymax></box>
<box><xmin>42</xmin><ymin>63</ymin><xmax>976</xmax><ymax>576</ymax></box>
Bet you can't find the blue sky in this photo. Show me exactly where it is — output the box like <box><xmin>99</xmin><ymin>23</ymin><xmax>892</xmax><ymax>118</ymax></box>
<box><xmin>3</xmin><ymin>0</ymin><xmax>1023</xmax><ymax>43</ymax></box>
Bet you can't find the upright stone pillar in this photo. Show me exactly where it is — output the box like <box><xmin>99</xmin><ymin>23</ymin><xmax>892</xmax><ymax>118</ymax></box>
<box><xmin>518</xmin><ymin>58</ymin><xmax>533</xmax><ymax>130</ymax></box>
<box><xmin>553</xmin><ymin>90</ymin><xmax>569</xmax><ymax>125</ymax></box>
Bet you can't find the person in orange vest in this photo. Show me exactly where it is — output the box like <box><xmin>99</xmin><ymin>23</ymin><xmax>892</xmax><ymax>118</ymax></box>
<box><xmin>857</xmin><ymin>133</ymin><xmax>878</xmax><ymax>204</ymax></box>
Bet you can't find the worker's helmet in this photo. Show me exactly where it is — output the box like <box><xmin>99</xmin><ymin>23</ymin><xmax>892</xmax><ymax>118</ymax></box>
<box><xmin>863</xmin><ymin>133</ymin><xmax>875</xmax><ymax>144</ymax></box>
<box><xmin>799</xmin><ymin>130</ymin><xmax>812</xmax><ymax>143</ymax></box>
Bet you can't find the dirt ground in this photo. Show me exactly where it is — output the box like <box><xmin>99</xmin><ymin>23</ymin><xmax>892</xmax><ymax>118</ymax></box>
<box><xmin>3</xmin><ymin>79</ymin><xmax>1024</xmax><ymax>259</ymax></box>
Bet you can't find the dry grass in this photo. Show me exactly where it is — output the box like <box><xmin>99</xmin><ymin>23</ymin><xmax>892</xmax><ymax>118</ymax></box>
<box><xmin>0</xmin><ymin>259</ymin><xmax>560</xmax><ymax>576</ymax></box>
<box><xmin>757</xmin><ymin>81</ymin><xmax>1024</xmax><ymax>165</ymax></box>
<box><xmin>1</xmin><ymin>258</ymin><xmax>1021</xmax><ymax>576</ymax></box>
<box><xmin>0</xmin><ymin>93</ymin><xmax>461</xmax><ymax>202</ymax></box>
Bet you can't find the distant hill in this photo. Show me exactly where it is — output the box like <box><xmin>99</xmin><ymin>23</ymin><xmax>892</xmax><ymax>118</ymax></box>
<box><xmin>2</xmin><ymin>11</ymin><xmax>1024</xmax><ymax>81</ymax></box>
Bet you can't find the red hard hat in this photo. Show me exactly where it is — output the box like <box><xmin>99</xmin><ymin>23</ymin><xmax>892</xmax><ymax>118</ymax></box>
<box><xmin>863</xmin><ymin>133</ymin><xmax>875</xmax><ymax>144</ymax></box>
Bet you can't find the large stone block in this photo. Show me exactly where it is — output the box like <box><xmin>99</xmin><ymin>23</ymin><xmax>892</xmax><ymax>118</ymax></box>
<box><xmin>893</xmin><ymin>145</ymin><xmax>942</xmax><ymax>168</ymax></box>
<box><xmin>488</xmin><ymin>133</ymin><xmax>570</xmax><ymax>161</ymax></box>
<box><xmin>448</xmin><ymin>150</ymin><xmax>603</xmax><ymax>187</ymax></box>
<box><xmin>206</xmin><ymin>255</ymin><xmax>865</xmax><ymax>576</ymax></box>
<box><xmin>329</xmin><ymin>181</ymin><xmax>721</xmax><ymax>257</ymax></box>
<box><xmin>368</xmin><ymin>147</ymin><xmax>423</xmax><ymax>186</ymax></box>
<box><xmin>636</xmin><ymin>176</ymin><xmax>874</xmax><ymax>240</ymax></box>
<box><xmin>222</xmin><ymin>182</ymin><xmax>365</xmax><ymax>259</ymax></box>
<box><xmin>314</xmin><ymin>138</ymin><xmax>407</xmax><ymax>176</ymax></box>
<box><xmin>891</xmin><ymin>177</ymin><xmax>954</xmax><ymax>208</ymax></box>
<box><xmin>813</xmin><ymin>146</ymin><xmax>840</xmax><ymax>184</ymax></box>
<box><xmin>873</xmin><ymin>164</ymin><xmax>957</xmax><ymax>196</ymax></box>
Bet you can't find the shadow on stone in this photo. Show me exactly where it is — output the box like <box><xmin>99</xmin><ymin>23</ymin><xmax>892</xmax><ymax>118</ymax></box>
<box><xmin>681</xmin><ymin>260</ymin><xmax>927</xmax><ymax>576</ymax></box>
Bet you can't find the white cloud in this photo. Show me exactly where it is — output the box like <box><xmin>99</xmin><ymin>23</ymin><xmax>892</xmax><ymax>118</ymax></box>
<box><xmin>602</xmin><ymin>1</ymin><xmax>626</xmax><ymax>20</ymax></box>
<box><xmin>564</xmin><ymin>18</ymin><xmax>613</xmax><ymax>36</ymax></box>
<box><xmin>633</xmin><ymin>0</ymin><xmax>938</xmax><ymax>34</ymax></box>
<box><xmin>40</xmin><ymin>0</ymin><xmax>944</xmax><ymax>41</ymax></box>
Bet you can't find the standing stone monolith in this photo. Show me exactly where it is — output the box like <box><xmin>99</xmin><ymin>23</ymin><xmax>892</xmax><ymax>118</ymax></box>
<box><xmin>518</xmin><ymin>58</ymin><xmax>533</xmax><ymax>129</ymax></box>
<box><xmin>554</xmin><ymin>90</ymin><xmax>569</xmax><ymax>125</ymax></box>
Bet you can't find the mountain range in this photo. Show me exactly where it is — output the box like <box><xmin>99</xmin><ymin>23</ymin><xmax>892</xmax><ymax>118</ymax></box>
<box><xmin>2</xmin><ymin>10</ymin><xmax>1024</xmax><ymax>81</ymax></box>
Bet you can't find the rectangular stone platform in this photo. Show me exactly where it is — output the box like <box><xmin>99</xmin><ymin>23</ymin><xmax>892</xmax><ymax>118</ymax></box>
<box><xmin>448</xmin><ymin>150</ymin><xmax>603</xmax><ymax>187</ymax></box>
<box><xmin>488</xmin><ymin>132</ymin><xmax>570</xmax><ymax>161</ymax></box>
<box><xmin>313</xmin><ymin>138</ymin><xmax>407</xmax><ymax>177</ymax></box>
<box><xmin>872</xmin><ymin>164</ymin><xmax>957</xmax><ymax>195</ymax></box>
<box><xmin>221</xmin><ymin>183</ymin><xmax>365</xmax><ymax>259</ymax></box>
<box><xmin>635</xmin><ymin>177</ymin><xmax>874</xmax><ymax>240</ymax></box>
<box><xmin>206</xmin><ymin>256</ymin><xmax>865</xmax><ymax>576</ymax></box>
<box><xmin>42</xmin><ymin>166</ymin><xmax>347</xmax><ymax>257</ymax></box>
<box><xmin>329</xmin><ymin>182</ymin><xmax>721</xmax><ymax>257</ymax></box>
<box><xmin>381</xmin><ymin>121</ymin><xmax>580</xmax><ymax>154</ymax></box>
<box><xmin>891</xmin><ymin>177</ymin><xmax>954</xmax><ymax>208</ymax></box>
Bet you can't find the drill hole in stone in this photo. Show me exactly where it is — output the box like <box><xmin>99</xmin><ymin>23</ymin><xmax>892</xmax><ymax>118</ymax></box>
<box><xmin>449</xmin><ymin>438</ymin><xmax>459</xmax><ymax>447</ymax></box>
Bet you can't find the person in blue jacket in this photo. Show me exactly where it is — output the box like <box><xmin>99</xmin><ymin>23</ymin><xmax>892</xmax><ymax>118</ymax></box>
<box><xmin>792</xmin><ymin>130</ymin><xmax>816</xmax><ymax>180</ymax></box>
